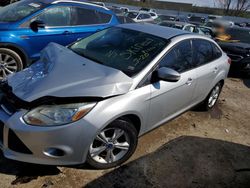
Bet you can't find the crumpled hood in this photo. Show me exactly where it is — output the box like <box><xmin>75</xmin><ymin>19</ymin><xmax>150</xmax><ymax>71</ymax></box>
<box><xmin>7</xmin><ymin>43</ymin><xmax>133</xmax><ymax>102</ymax></box>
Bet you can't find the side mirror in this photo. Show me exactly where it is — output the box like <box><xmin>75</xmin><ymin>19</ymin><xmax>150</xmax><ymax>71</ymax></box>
<box><xmin>157</xmin><ymin>67</ymin><xmax>181</xmax><ymax>82</ymax></box>
<box><xmin>30</xmin><ymin>20</ymin><xmax>45</xmax><ymax>32</ymax></box>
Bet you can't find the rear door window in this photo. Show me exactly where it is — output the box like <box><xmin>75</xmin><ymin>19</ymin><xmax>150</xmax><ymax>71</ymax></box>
<box><xmin>71</xmin><ymin>7</ymin><xmax>111</xmax><ymax>25</ymax></box>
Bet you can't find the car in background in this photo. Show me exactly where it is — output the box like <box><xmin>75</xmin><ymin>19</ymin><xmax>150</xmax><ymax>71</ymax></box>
<box><xmin>0</xmin><ymin>24</ymin><xmax>230</xmax><ymax>169</ymax></box>
<box><xmin>198</xmin><ymin>26</ymin><xmax>215</xmax><ymax>38</ymax></box>
<box><xmin>116</xmin><ymin>15</ymin><xmax>135</xmax><ymax>24</ymax></box>
<box><xmin>119</xmin><ymin>6</ymin><xmax>129</xmax><ymax>13</ymax></box>
<box><xmin>0</xmin><ymin>0</ymin><xmax>119</xmax><ymax>79</ymax></box>
<box><xmin>237</xmin><ymin>22</ymin><xmax>250</xmax><ymax>28</ymax></box>
<box><xmin>204</xmin><ymin>20</ymin><xmax>234</xmax><ymax>29</ymax></box>
<box><xmin>126</xmin><ymin>11</ymin><xmax>154</xmax><ymax>23</ymax></box>
<box><xmin>216</xmin><ymin>27</ymin><xmax>250</xmax><ymax>76</ymax></box>
<box><xmin>188</xmin><ymin>15</ymin><xmax>206</xmax><ymax>25</ymax></box>
<box><xmin>155</xmin><ymin>14</ymin><xmax>187</xmax><ymax>23</ymax></box>
<box><xmin>108</xmin><ymin>6</ymin><xmax>124</xmax><ymax>15</ymax></box>
<box><xmin>111</xmin><ymin>5</ymin><xmax>129</xmax><ymax>13</ymax></box>
<box><xmin>139</xmin><ymin>7</ymin><xmax>156</xmax><ymax>13</ymax></box>
<box><xmin>148</xmin><ymin>12</ymin><xmax>158</xmax><ymax>19</ymax></box>
<box><xmin>208</xmin><ymin>15</ymin><xmax>222</xmax><ymax>22</ymax></box>
<box><xmin>155</xmin><ymin>14</ymin><xmax>188</xmax><ymax>23</ymax></box>
<box><xmin>159</xmin><ymin>21</ymin><xmax>212</xmax><ymax>37</ymax></box>
<box><xmin>0</xmin><ymin>0</ymin><xmax>19</xmax><ymax>6</ymax></box>
<box><xmin>90</xmin><ymin>1</ymin><xmax>106</xmax><ymax>7</ymax></box>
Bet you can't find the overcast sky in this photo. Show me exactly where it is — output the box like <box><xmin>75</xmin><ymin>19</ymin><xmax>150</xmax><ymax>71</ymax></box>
<box><xmin>159</xmin><ymin>0</ymin><xmax>216</xmax><ymax>7</ymax></box>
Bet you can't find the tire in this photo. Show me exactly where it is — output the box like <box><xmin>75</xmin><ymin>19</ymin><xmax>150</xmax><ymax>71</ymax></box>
<box><xmin>200</xmin><ymin>82</ymin><xmax>223</xmax><ymax>111</ymax></box>
<box><xmin>0</xmin><ymin>48</ymin><xmax>23</xmax><ymax>79</ymax></box>
<box><xmin>87</xmin><ymin>119</ymin><xmax>138</xmax><ymax>169</ymax></box>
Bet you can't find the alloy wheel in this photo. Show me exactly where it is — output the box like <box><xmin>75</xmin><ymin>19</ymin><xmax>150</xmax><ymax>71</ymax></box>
<box><xmin>89</xmin><ymin>128</ymin><xmax>130</xmax><ymax>164</ymax></box>
<box><xmin>0</xmin><ymin>53</ymin><xmax>18</xmax><ymax>79</ymax></box>
<box><xmin>208</xmin><ymin>85</ymin><xmax>220</xmax><ymax>108</ymax></box>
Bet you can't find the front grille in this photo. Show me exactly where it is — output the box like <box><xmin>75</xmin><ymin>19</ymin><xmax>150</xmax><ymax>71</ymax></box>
<box><xmin>8</xmin><ymin>129</ymin><xmax>32</xmax><ymax>154</ymax></box>
<box><xmin>0</xmin><ymin>121</ymin><xmax>4</xmax><ymax>144</ymax></box>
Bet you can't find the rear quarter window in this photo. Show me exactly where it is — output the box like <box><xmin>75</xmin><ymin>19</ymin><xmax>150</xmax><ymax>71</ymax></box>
<box><xmin>71</xmin><ymin>7</ymin><xmax>112</xmax><ymax>25</ymax></box>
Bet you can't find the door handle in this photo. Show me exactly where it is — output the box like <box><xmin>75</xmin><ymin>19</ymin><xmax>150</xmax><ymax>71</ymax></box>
<box><xmin>186</xmin><ymin>78</ymin><xmax>193</xmax><ymax>85</ymax></box>
<box><xmin>63</xmin><ymin>31</ymin><xmax>72</xmax><ymax>35</ymax></box>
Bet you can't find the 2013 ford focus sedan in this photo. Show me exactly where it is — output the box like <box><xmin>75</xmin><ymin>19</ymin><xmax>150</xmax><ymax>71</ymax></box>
<box><xmin>0</xmin><ymin>24</ymin><xmax>230</xmax><ymax>169</ymax></box>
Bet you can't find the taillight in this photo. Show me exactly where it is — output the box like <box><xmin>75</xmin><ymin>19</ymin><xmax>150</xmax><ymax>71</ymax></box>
<box><xmin>227</xmin><ymin>58</ymin><xmax>231</xmax><ymax>65</ymax></box>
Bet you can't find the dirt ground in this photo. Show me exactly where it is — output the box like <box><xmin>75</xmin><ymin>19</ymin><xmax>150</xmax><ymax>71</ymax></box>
<box><xmin>0</xmin><ymin>77</ymin><xmax>249</xmax><ymax>188</ymax></box>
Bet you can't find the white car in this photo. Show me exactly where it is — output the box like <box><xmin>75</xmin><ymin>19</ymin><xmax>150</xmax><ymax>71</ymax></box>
<box><xmin>148</xmin><ymin>12</ymin><xmax>158</xmax><ymax>20</ymax></box>
<box><xmin>120</xmin><ymin>6</ymin><xmax>129</xmax><ymax>13</ymax></box>
<box><xmin>126</xmin><ymin>11</ymin><xmax>154</xmax><ymax>23</ymax></box>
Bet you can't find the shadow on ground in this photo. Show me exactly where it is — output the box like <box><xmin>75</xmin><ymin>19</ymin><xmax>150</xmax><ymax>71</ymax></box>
<box><xmin>243</xmin><ymin>79</ymin><xmax>250</xmax><ymax>88</ymax></box>
<box><xmin>228</xmin><ymin>72</ymin><xmax>250</xmax><ymax>88</ymax></box>
<box><xmin>0</xmin><ymin>153</ymin><xmax>60</xmax><ymax>185</ymax></box>
<box><xmin>86</xmin><ymin>136</ymin><xmax>250</xmax><ymax>188</ymax></box>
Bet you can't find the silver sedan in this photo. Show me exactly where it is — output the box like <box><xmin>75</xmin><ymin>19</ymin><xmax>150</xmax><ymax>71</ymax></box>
<box><xmin>0</xmin><ymin>24</ymin><xmax>230</xmax><ymax>169</ymax></box>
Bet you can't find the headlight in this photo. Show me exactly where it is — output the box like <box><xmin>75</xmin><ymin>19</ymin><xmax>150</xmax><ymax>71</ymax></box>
<box><xmin>23</xmin><ymin>103</ymin><xmax>96</xmax><ymax>126</ymax></box>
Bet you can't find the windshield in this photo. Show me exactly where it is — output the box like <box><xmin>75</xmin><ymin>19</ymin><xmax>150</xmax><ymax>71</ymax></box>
<box><xmin>0</xmin><ymin>1</ymin><xmax>44</xmax><ymax>22</ymax></box>
<box><xmin>70</xmin><ymin>27</ymin><xmax>168</xmax><ymax>77</ymax></box>
<box><xmin>127</xmin><ymin>12</ymin><xmax>138</xmax><ymax>19</ymax></box>
<box><xmin>225</xmin><ymin>28</ymin><xmax>250</xmax><ymax>43</ymax></box>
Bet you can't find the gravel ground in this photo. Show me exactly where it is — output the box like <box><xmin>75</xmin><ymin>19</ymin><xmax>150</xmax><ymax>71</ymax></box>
<box><xmin>0</xmin><ymin>77</ymin><xmax>249</xmax><ymax>188</ymax></box>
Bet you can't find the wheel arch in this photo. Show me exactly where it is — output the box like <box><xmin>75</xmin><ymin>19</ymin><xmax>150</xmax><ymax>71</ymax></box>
<box><xmin>100</xmin><ymin>113</ymin><xmax>142</xmax><ymax>136</ymax></box>
<box><xmin>0</xmin><ymin>43</ymin><xmax>29</xmax><ymax>67</ymax></box>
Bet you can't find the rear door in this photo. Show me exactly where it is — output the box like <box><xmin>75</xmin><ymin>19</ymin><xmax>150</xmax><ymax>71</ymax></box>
<box><xmin>68</xmin><ymin>6</ymin><xmax>115</xmax><ymax>42</ymax></box>
<box><xmin>192</xmin><ymin>39</ymin><xmax>223</xmax><ymax>101</ymax></box>
<box><xmin>147</xmin><ymin>39</ymin><xmax>197</xmax><ymax>129</ymax></box>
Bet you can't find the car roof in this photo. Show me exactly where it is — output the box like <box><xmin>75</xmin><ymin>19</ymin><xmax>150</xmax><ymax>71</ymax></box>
<box><xmin>118</xmin><ymin>23</ymin><xmax>190</xmax><ymax>39</ymax></box>
<box><xmin>38</xmin><ymin>0</ymin><xmax>109</xmax><ymax>10</ymax></box>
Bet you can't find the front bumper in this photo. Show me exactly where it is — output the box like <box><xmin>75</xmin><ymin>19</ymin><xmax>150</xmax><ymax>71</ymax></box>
<box><xmin>0</xmin><ymin>108</ymin><xmax>98</xmax><ymax>166</ymax></box>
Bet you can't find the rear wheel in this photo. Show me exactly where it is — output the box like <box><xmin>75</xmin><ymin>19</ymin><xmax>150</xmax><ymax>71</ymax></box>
<box><xmin>200</xmin><ymin>82</ymin><xmax>222</xmax><ymax>111</ymax></box>
<box><xmin>87</xmin><ymin>119</ymin><xmax>138</xmax><ymax>169</ymax></box>
<box><xmin>0</xmin><ymin>48</ymin><xmax>23</xmax><ymax>79</ymax></box>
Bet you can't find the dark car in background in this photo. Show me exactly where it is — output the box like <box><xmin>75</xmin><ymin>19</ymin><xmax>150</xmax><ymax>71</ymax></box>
<box><xmin>217</xmin><ymin>27</ymin><xmax>250</xmax><ymax>76</ymax></box>
<box><xmin>0</xmin><ymin>0</ymin><xmax>19</xmax><ymax>6</ymax></box>
<box><xmin>155</xmin><ymin>14</ymin><xmax>187</xmax><ymax>23</ymax></box>
<box><xmin>188</xmin><ymin>15</ymin><xmax>206</xmax><ymax>25</ymax></box>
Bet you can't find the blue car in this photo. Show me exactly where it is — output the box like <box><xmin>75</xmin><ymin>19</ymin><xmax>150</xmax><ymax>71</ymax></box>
<box><xmin>0</xmin><ymin>0</ymin><xmax>119</xmax><ymax>79</ymax></box>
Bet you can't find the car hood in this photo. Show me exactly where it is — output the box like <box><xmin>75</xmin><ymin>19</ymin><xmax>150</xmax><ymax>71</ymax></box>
<box><xmin>7</xmin><ymin>43</ymin><xmax>133</xmax><ymax>102</ymax></box>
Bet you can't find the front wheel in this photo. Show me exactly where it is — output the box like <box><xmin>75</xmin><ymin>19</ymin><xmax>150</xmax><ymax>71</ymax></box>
<box><xmin>0</xmin><ymin>48</ymin><xmax>23</xmax><ymax>79</ymax></box>
<box><xmin>87</xmin><ymin>119</ymin><xmax>138</xmax><ymax>169</ymax></box>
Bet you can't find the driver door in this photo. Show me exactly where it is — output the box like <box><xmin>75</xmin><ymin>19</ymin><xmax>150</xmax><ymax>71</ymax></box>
<box><xmin>147</xmin><ymin>39</ymin><xmax>197</xmax><ymax>130</ymax></box>
<box><xmin>20</xmin><ymin>6</ymin><xmax>73</xmax><ymax>60</ymax></box>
